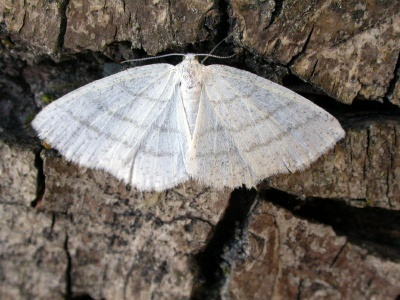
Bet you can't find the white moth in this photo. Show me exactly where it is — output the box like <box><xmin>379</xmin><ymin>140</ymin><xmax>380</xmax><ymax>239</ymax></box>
<box><xmin>32</xmin><ymin>54</ymin><xmax>345</xmax><ymax>191</ymax></box>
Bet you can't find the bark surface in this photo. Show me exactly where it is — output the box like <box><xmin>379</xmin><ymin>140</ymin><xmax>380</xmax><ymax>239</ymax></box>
<box><xmin>1</xmin><ymin>0</ymin><xmax>399</xmax><ymax>299</ymax></box>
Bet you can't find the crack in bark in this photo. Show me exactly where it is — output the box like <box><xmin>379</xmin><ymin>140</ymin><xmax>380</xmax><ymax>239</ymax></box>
<box><xmin>267</xmin><ymin>0</ymin><xmax>285</xmax><ymax>28</ymax></box>
<box><xmin>212</xmin><ymin>0</ymin><xmax>230</xmax><ymax>43</ymax></box>
<box><xmin>296</xmin><ymin>278</ymin><xmax>304</xmax><ymax>300</ymax></box>
<box><xmin>31</xmin><ymin>150</ymin><xmax>45</xmax><ymax>208</ymax></box>
<box><xmin>57</xmin><ymin>0</ymin><xmax>70</xmax><ymax>50</ymax></box>
<box><xmin>113</xmin><ymin>25</ymin><xmax>118</xmax><ymax>41</ymax></box>
<box><xmin>19</xmin><ymin>9</ymin><xmax>27</xmax><ymax>34</ymax></box>
<box><xmin>190</xmin><ymin>188</ymin><xmax>257</xmax><ymax>300</ymax></box>
<box><xmin>287</xmin><ymin>24</ymin><xmax>314</xmax><ymax>68</ymax></box>
<box><xmin>363</xmin><ymin>125</ymin><xmax>371</xmax><ymax>183</ymax></box>
<box><xmin>50</xmin><ymin>214</ymin><xmax>56</xmax><ymax>232</ymax></box>
<box><xmin>386</xmin><ymin>51</ymin><xmax>400</xmax><ymax>101</ymax></box>
<box><xmin>64</xmin><ymin>232</ymin><xmax>72</xmax><ymax>300</ymax></box>
<box><xmin>309</xmin><ymin>58</ymin><xmax>319</xmax><ymax>81</ymax></box>
<box><xmin>386</xmin><ymin>125</ymin><xmax>396</xmax><ymax>207</ymax></box>
<box><xmin>393</xmin><ymin>126</ymin><xmax>399</xmax><ymax>206</ymax></box>
<box><xmin>330</xmin><ymin>240</ymin><xmax>348</xmax><ymax>268</ymax></box>
<box><xmin>344</xmin><ymin>134</ymin><xmax>351</xmax><ymax>198</ymax></box>
<box><xmin>121</xmin><ymin>0</ymin><xmax>126</xmax><ymax>13</ymax></box>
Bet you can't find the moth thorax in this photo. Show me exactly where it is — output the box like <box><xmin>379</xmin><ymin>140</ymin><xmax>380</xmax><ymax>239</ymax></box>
<box><xmin>179</xmin><ymin>60</ymin><xmax>204</xmax><ymax>138</ymax></box>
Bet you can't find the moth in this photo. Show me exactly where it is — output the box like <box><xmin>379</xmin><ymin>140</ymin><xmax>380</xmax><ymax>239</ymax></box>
<box><xmin>32</xmin><ymin>54</ymin><xmax>345</xmax><ymax>191</ymax></box>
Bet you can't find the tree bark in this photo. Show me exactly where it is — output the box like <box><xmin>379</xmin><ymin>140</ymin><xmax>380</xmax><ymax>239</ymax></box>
<box><xmin>1</xmin><ymin>0</ymin><xmax>399</xmax><ymax>299</ymax></box>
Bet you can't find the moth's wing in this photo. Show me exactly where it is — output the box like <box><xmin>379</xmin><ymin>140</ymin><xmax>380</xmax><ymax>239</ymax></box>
<box><xmin>189</xmin><ymin>64</ymin><xmax>345</xmax><ymax>189</ymax></box>
<box><xmin>187</xmin><ymin>88</ymin><xmax>255</xmax><ymax>189</ymax></box>
<box><xmin>129</xmin><ymin>84</ymin><xmax>191</xmax><ymax>191</ymax></box>
<box><xmin>32</xmin><ymin>63</ymin><xmax>190</xmax><ymax>191</ymax></box>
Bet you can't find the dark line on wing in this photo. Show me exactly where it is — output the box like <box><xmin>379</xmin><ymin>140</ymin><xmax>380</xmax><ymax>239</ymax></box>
<box><xmin>194</xmin><ymin>110</ymin><xmax>331</xmax><ymax>157</ymax></box>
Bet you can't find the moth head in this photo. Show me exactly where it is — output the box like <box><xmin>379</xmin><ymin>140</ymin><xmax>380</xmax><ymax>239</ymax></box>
<box><xmin>183</xmin><ymin>54</ymin><xmax>198</xmax><ymax>62</ymax></box>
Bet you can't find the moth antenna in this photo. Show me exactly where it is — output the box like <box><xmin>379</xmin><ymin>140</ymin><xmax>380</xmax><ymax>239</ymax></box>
<box><xmin>197</xmin><ymin>53</ymin><xmax>237</xmax><ymax>62</ymax></box>
<box><xmin>201</xmin><ymin>33</ymin><xmax>234</xmax><ymax>63</ymax></box>
<box><xmin>121</xmin><ymin>53</ymin><xmax>185</xmax><ymax>63</ymax></box>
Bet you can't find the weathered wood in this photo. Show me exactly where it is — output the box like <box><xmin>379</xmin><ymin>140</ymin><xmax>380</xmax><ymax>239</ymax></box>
<box><xmin>40</xmin><ymin>153</ymin><xmax>231</xmax><ymax>299</ymax></box>
<box><xmin>224</xmin><ymin>199</ymin><xmax>400</xmax><ymax>299</ymax></box>
<box><xmin>1</xmin><ymin>0</ymin><xmax>399</xmax><ymax>299</ymax></box>
<box><xmin>268</xmin><ymin>118</ymin><xmax>400</xmax><ymax>209</ymax></box>
<box><xmin>230</xmin><ymin>0</ymin><xmax>400</xmax><ymax>104</ymax></box>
